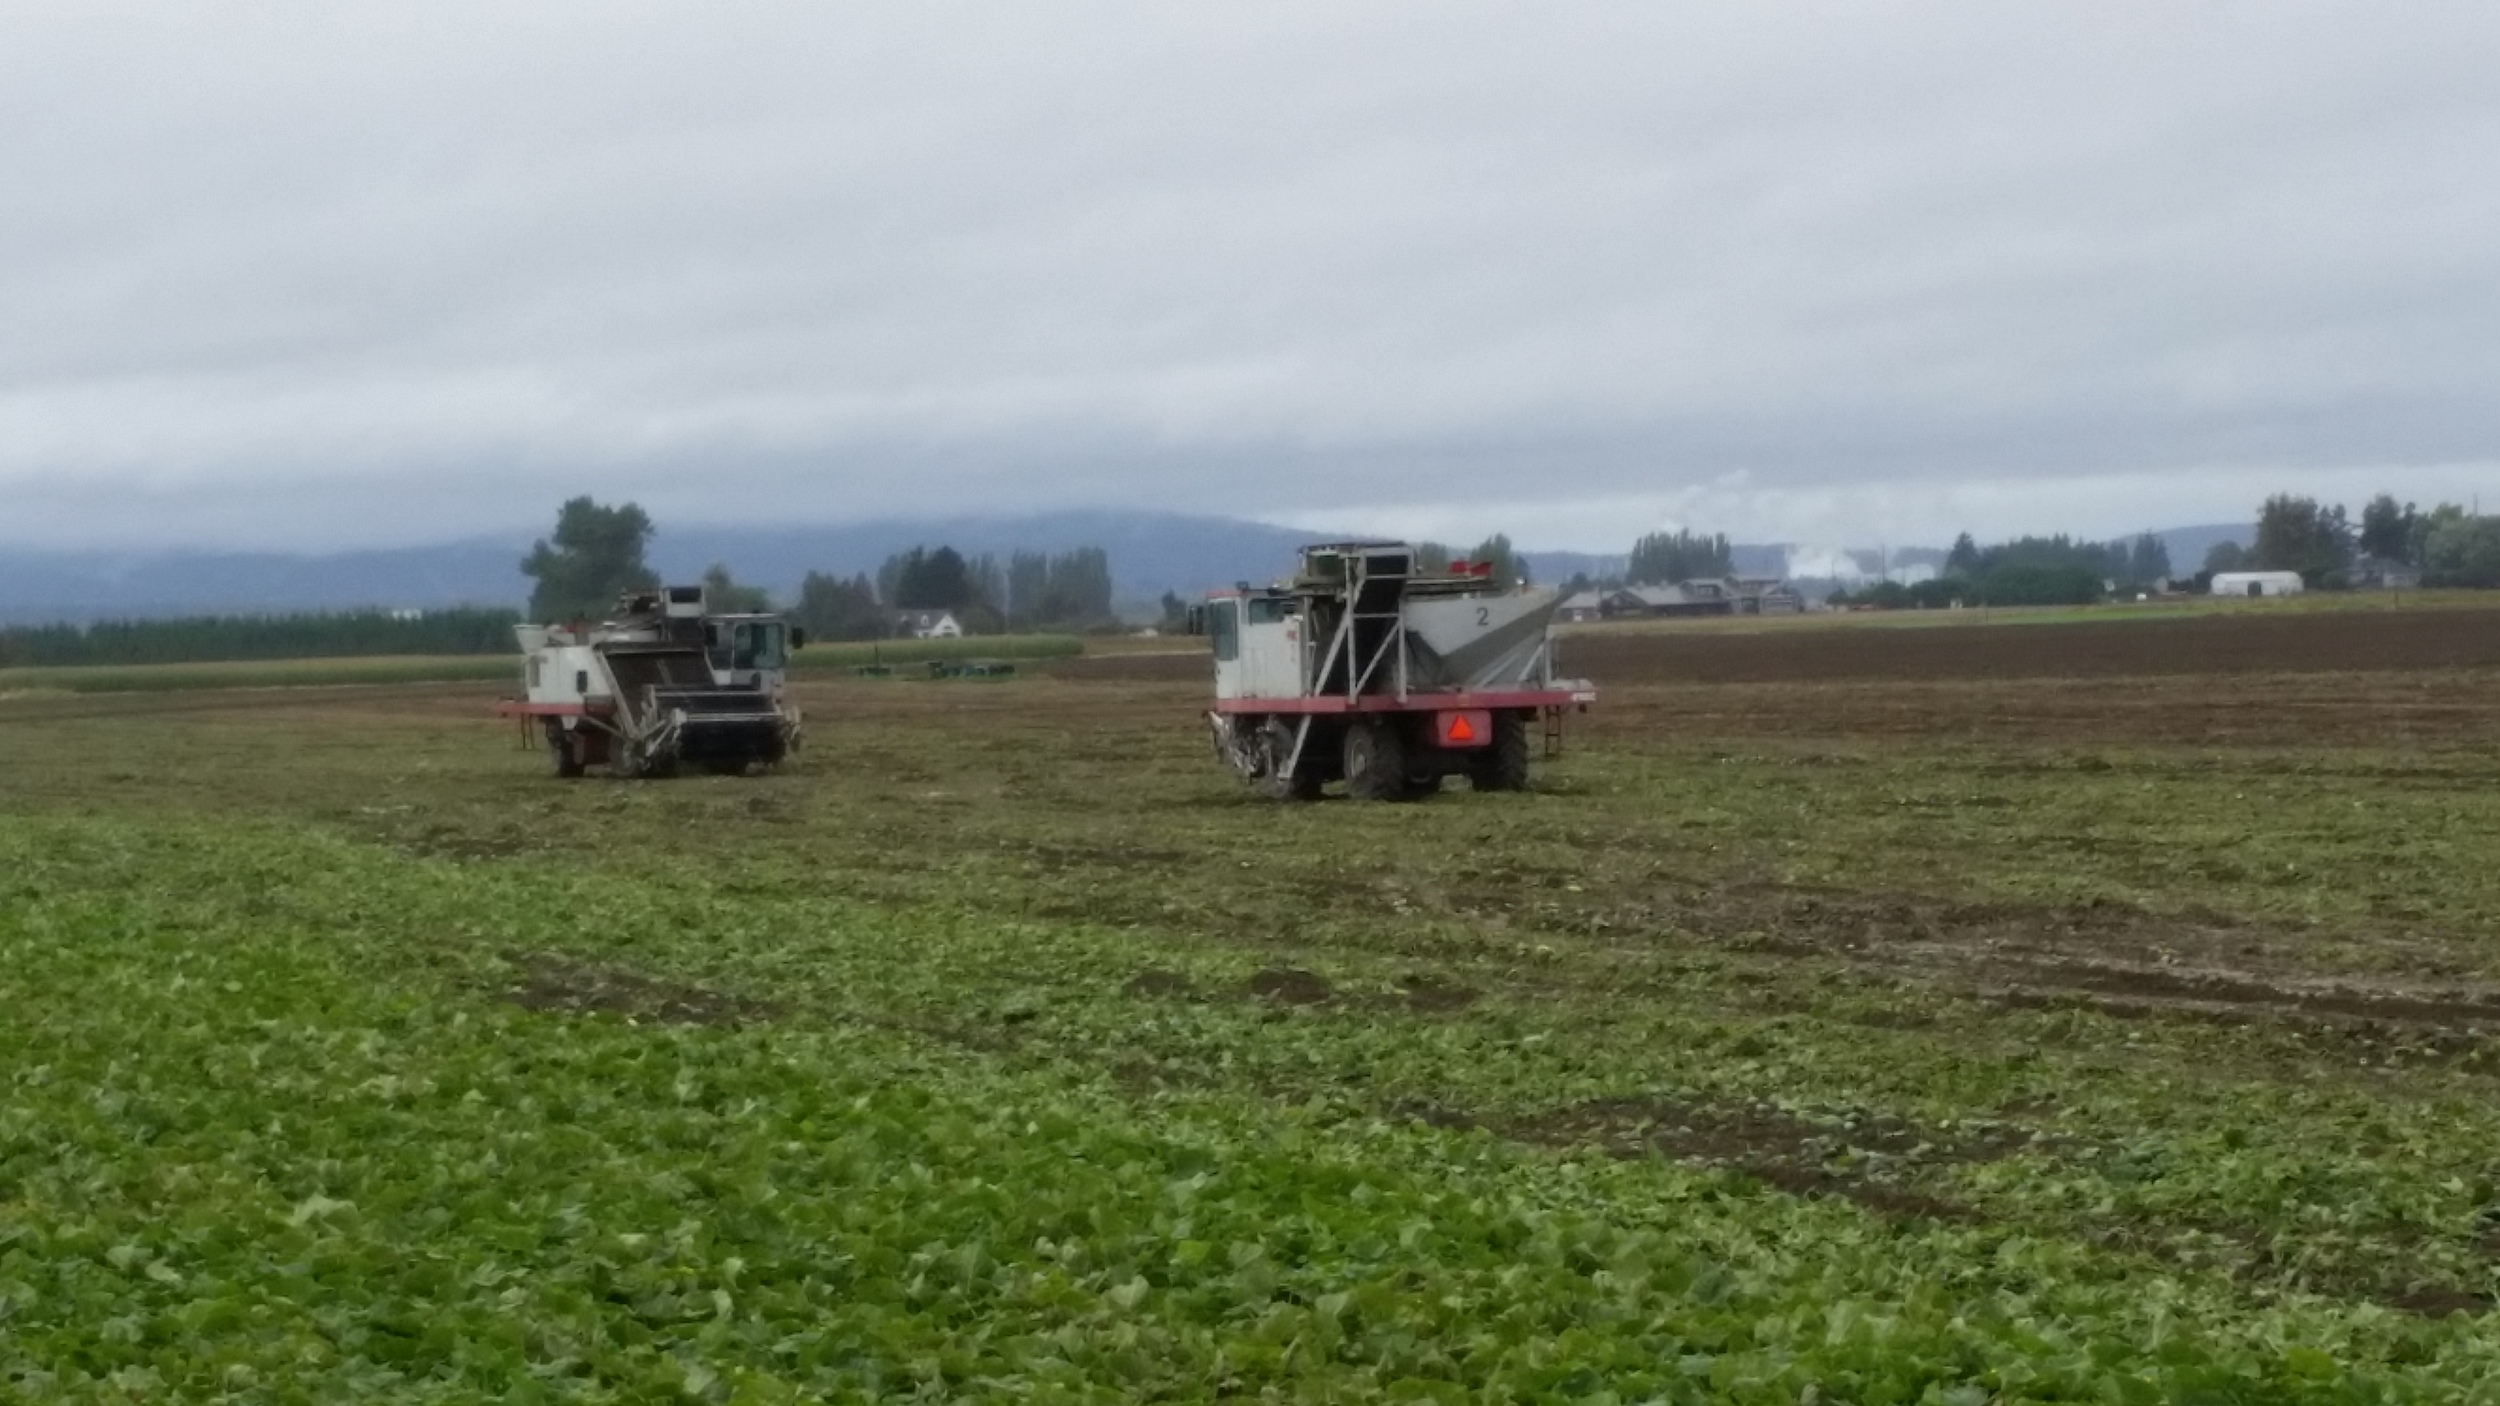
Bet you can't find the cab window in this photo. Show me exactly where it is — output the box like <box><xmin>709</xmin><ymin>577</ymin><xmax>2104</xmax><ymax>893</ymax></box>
<box><xmin>1244</xmin><ymin>596</ymin><xmax>1297</xmax><ymax>625</ymax></box>
<box><xmin>747</xmin><ymin>623</ymin><xmax>787</xmax><ymax>672</ymax></box>
<box><xmin>1209</xmin><ymin>599</ymin><xmax>1240</xmax><ymax>662</ymax></box>
<box><xmin>706</xmin><ymin>621</ymin><xmax>788</xmax><ymax>674</ymax></box>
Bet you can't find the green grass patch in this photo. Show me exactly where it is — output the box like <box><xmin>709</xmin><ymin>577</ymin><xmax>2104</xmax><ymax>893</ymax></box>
<box><xmin>9</xmin><ymin>816</ymin><xmax>2498</xmax><ymax>1400</ymax></box>
<box><xmin>0</xmin><ymin>654</ymin><xmax>517</xmax><ymax>695</ymax></box>
<box><xmin>6</xmin><ymin>662</ymin><xmax>2500</xmax><ymax>1397</ymax></box>
<box><xmin>786</xmin><ymin>633</ymin><xmax>1082</xmax><ymax>672</ymax></box>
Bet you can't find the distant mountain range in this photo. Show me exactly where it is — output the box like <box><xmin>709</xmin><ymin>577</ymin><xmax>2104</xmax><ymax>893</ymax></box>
<box><xmin>0</xmin><ymin>513</ymin><xmax>2256</xmax><ymax>625</ymax></box>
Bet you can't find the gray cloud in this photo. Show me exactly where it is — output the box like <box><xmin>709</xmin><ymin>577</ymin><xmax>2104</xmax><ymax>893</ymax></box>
<box><xmin>3</xmin><ymin>2</ymin><xmax>2496</xmax><ymax>551</ymax></box>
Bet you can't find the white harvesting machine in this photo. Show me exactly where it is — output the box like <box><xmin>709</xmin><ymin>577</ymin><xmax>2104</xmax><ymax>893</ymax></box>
<box><xmin>1195</xmin><ymin>542</ymin><xmax>1595</xmax><ymax>800</ymax></box>
<box><xmin>497</xmin><ymin>585</ymin><xmax>804</xmax><ymax>778</ymax></box>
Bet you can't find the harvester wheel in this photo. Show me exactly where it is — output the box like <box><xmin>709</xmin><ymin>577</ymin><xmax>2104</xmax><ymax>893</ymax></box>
<box><xmin>546</xmin><ymin>723</ymin><xmax>585</xmax><ymax>778</ymax></box>
<box><xmin>1343</xmin><ymin>720</ymin><xmax>1411</xmax><ymax>802</ymax></box>
<box><xmin>1256</xmin><ymin>720</ymin><xmax>1321</xmax><ymax>801</ymax></box>
<box><xmin>1473</xmin><ymin>713</ymin><xmax>1532</xmax><ymax>792</ymax></box>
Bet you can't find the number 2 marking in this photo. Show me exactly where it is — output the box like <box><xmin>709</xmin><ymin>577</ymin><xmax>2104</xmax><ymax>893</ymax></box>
<box><xmin>1476</xmin><ymin>607</ymin><xmax>1490</xmax><ymax>626</ymax></box>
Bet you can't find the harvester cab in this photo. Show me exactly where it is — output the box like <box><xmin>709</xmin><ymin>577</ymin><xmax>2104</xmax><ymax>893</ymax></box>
<box><xmin>702</xmin><ymin>614</ymin><xmax>797</xmax><ymax>695</ymax></box>
<box><xmin>1195</xmin><ymin>542</ymin><xmax>1595</xmax><ymax>801</ymax></box>
<box><xmin>497</xmin><ymin>584</ymin><xmax>806</xmax><ymax>779</ymax></box>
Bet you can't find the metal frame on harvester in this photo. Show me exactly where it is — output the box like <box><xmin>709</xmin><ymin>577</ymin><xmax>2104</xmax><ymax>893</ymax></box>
<box><xmin>1198</xmin><ymin>542</ymin><xmax>1597</xmax><ymax>801</ymax></box>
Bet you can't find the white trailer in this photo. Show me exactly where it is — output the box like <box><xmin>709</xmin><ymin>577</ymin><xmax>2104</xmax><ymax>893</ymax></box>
<box><xmin>496</xmin><ymin>585</ymin><xmax>804</xmax><ymax>777</ymax></box>
<box><xmin>2210</xmin><ymin>571</ymin><xmax>2305</xmax><ymax>597</ymax></box>
<box><xmin>1194</xmin><ymin>542</ymin><xmax>1595</xmax><ymax>800</ymax></box>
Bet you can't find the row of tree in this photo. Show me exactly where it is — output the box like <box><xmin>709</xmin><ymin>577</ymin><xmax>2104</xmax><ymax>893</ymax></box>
<box><xmin>1626</xmin><ymin>529</ymin><xmax>1735</xmax><ymax>585</ymax></box>
<box><xmin>523</xmin><ymin>498</ymin><xmax>661</xmax><ymax>621</ymax></box>
<box><xmin>0</xmin><ymin>607</ymin><xmax>521</xmax><ymax>668</ymax></box>
<box><xmin>520</xmin><ymin>498</ymin><xmax>1121</xmax><ymax>638</ymax></box>
<box><xmin>862</xmin><ymin>544</ymin><xmax>1117</xmax><ymax>634</ymax></box>
<box><xmin>789</xmin><ymin>573</ymin><xmax>887</xmax><ymax>643</ymax></box>
<box><xmin>1824</xmin><ymin>492</ymin><xmax>2500</xmax><ymax>611</ymax></box>
<box><xmin>1412</xmin><ymin>534</ymin><xmax>1528</xmax><ymax>586</ymax></box>
<box><xmin>2203</xmin><ymin>494</ymin><xmax>2500</xmax><ymax>587</ymax></box>
<box><xmin>1830</xmin><ymin>531</ymin><xmax>2177</xmax><ymax>607</ymax></box>
<box><xmin>1941</xmin><ymin>531</ymin><xmax>2172</xmax><ymax>591</ymax></box>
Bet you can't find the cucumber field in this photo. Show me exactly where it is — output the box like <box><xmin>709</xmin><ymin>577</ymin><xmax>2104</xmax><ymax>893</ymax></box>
<box><xmin>7</xmin><ymin>606</ymin><xmax>2500</xmax><ymax>1402</ymax></box>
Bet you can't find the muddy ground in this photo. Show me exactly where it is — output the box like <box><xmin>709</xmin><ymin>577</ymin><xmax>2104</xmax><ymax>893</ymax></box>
<box><xmin>1564</xmin><ymin>607</ymin><xmax>2500</xmax><ymax>683</ymax></box>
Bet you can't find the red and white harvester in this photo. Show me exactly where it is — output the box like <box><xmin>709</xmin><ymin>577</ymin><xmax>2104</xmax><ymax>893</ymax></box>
<box><xmin>1195</xmin><ymin>542</ymin><xmax>1595</xmax><ymax>800</ymax></box>
<box><xmin>496</xmin><ymin>585</ymin><xmax>803</xmax><ymax>778</ymax></box>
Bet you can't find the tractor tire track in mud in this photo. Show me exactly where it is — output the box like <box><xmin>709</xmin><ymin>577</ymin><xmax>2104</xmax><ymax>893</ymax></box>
<box><xmin>1655</xmin><ymin>884</ymin><xmax>2500</xmax><ymax>1046</ymax></box>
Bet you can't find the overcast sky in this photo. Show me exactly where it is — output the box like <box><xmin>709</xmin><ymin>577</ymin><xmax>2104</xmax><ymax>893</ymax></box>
<box><xmin>4</xmin><ymin>3</ymin><xmax>2495</xmax><ymax>554</ymax></box>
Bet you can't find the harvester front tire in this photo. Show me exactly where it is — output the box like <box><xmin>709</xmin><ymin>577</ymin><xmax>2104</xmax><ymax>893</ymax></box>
<box><xmin>1343</xmin><ymin>721</ymin><xmax>1411</xmax><ymax>802</ymax></box>
<box><xmin>547</xmin><ymin>724</ymin><xmax>585</xmax><ymax>778</ymax></box>
<box><xmin>1256</xmin><ymin>720</ymin><xmax>1322</xmax><ymax>802</ymax></box>
<box><xmin>1473</xmin><ymin>714</ymin><xmax>1532</xmax><ymax>792</ymax></box>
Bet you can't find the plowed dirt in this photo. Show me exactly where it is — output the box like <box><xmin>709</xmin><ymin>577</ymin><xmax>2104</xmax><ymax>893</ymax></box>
<box><xmin>1565</xmin><ymin>608</ymin><xmax>2500</xmax><ymax>685</ymax></box>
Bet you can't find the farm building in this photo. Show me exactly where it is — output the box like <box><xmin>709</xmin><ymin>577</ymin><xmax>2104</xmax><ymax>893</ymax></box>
<box><xmin>893</xmin><ymin>608</ymin><xmax>965</xmax><ymax>639</ymax></box>
<box><xmin>1603</xmin><ymin>577</ymin><xmax>1805</xmax><ymax>619</ymax></box>
<box><xmin>2355</xmin><ymin>556</ymin><xmax>2422</xmax><ymax>589</ymax></box>
<box><xmin>1604</xmin><ymin>584</ymin><xmax>1718</xmax><ymax>618</ymax></box>
<box><xmin>1557</xmin><ymin>590</ymin><xmax>1605</xmax><ymax>623</ymax></box>
<box><xmin>2209</xmin><ymin>571</ymin><xmax>2304</xmax><ymax>598</ymax></box>
<box><xmin>1739</xmin><ymin>577</ymin><xmax>1806</xmax><ymax>614</ymax></box>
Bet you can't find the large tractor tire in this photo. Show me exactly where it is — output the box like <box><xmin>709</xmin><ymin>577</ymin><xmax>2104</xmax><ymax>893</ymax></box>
<box><xmin>1256</xmin><ymin>719</ymin><xmax>1322</xmax><ymax>801</ymax></box>
<box><xmin>1471</xmin><ymin>713</ymin><xmax>1533</xmax><ymax>792</ymax></box>
<box><xmin>546</xmin><ymin>722</ymin><xmax>585</xmax><ymax>778</ymax></box>
<box><xmin>1343</xmin><ymin>719</ymin><xmax>1412</xmax><ymax>802</ymax></box>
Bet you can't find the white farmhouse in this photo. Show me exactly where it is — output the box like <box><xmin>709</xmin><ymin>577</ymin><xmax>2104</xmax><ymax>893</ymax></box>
<box><xmin>893</xmin><ymin>609</ymin><xmax>965</xmax><ymax>639</ymax></box>
<box><xmin>2209</xmin><ymin>571</ymin><xmax>2305</xmax><ymax>598</ymax></box>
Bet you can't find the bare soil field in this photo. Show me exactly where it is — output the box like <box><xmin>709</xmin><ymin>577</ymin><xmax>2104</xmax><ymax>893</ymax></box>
<box><xmin>1055</xmin><ymin>609</ymin><xmax>2500</xmax><ymax>749</ymax></box>
<box><xmin>1051</xmin><ymin>605</ymin><xmax>2500</xmax><ymax>691</ymax></box>
<box><xmin>1563</xmin><ymin>606</ymin><xmax>2500</xmax><ymax>684</ymax></box>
